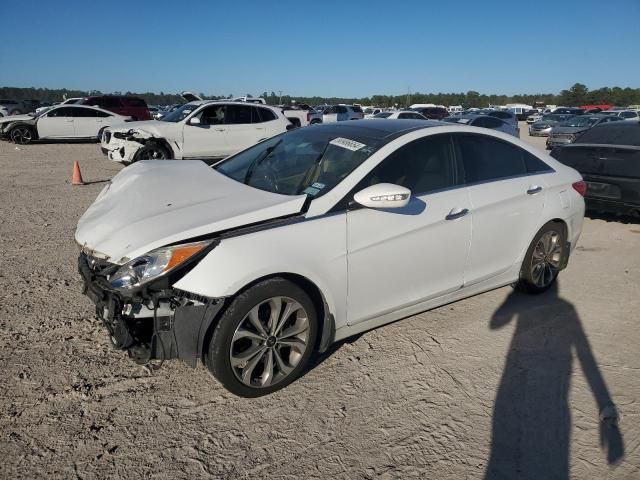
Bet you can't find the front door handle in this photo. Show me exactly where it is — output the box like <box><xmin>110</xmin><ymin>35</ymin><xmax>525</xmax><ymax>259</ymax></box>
<box><xmin>446</xmin><ymin>208</ymin><xmax>470</xmax><ymax>220</ymax></box>
<box><xmin>527</xmin><ymin>185</ymin><xmax>543</xmax><ymax>195</ymax></box>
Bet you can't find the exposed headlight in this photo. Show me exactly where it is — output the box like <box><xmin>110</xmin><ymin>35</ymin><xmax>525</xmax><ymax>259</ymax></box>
<box><xmin>109</xmin><ymin>240</ymin><xmax>212</xmax><ymax>290</ymax></box>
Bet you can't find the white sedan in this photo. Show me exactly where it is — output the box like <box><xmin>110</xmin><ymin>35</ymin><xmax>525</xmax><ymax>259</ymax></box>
<box><xmin>99</xmin><ymin>101</ymin><xmax>292</xmax><ymax>163</ymax></box>
<box><xmin>76</xmin><ymin>119</ymin><xmax>585</xmax><ymax>397</ymax></box>
<box><xmin>0</xmin><ymin>105</ymin><xmax>130</xmax><ymax>144</ymax></box>
<box><xmin>370</xmin><ymin>110</ymin><xmax>428</xmax><ymax>120</ymax></box>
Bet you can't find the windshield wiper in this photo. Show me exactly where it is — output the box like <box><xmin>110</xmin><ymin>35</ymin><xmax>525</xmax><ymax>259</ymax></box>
<box><xmin>244</xmin><ymin>139</ymin><xmax>283</xmax><ymax>184</ymax></box>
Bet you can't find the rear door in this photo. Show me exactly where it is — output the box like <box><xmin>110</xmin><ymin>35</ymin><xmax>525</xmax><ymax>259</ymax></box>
<box><xmin>70</xmin><ymin>107</ymin><xmax>101</xmax><ymax>138</ymax></box>
<box><xmin>453</xmin><ymin>133</ymin><xmax>551</xmax><ymax>285</ymax></box>
<box><xmin>36</xmin><ymin>106</ymin><xmax>75</xmax><ymax>138</ymax></box>
<box><xmin>323</xmin><ymin>106</ymin><xmax>338</xmax><ymax>123</ymax></box>
<box><xmin>181</xmin><ymin>104</ymin><xmax>228</xmax><ymax>158</ymax></box>
<box><xmin>225</xmin><ymin>104</ymin><xmax>259</xmax><ymax>155</ymax></box>
<box><xmin>346</xmin><ymin>134</ymin><xmax>472</xmax><ymax>323</ymax></box>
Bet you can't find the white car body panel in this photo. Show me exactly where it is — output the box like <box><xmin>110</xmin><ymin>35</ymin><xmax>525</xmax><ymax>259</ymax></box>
<box><xmin>101</xmin><ymin>102</ymin><xmax>289</xmax><ymax>163</ymax></box>
<box><xmin>37</xmin><ymin>115</ymin><xmax>75</xmax><ymax>138</ymax></box>
<box><xmin>74</xmin><ymin>161</ymin><xmax>307</xmax><ymax>263</ymax></box>
<box><xmin>78</xmin><ymin>123</ymin><xmax>585</xmax><ymax>345</ymax></box>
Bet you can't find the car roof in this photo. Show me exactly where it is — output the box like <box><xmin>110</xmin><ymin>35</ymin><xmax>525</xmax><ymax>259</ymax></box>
<box><xmin>309</xmin><ymin>119</ymin><xmax>444</xmax><ymax>141</ymax></box>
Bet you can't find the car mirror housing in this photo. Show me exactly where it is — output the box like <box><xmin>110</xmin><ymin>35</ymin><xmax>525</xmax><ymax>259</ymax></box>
<box><xmin>188</xmin><ymin>116</ymin><xmax>201</xmax><ymax>126</ymax></box>
<box><xmin>353</xmin><ymin>183</ymin><xmax>411</xmax><ymax>209</ymax></box>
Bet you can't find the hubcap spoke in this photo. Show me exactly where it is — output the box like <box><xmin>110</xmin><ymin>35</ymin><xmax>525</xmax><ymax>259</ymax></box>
<box><xmin>273</xmin><ymin>347</ymin><xmax>293</xmax><ymax>376</ymax></box>
<box><xmin>247</xmin><ymin>306</ymin><xmax>268</xmax><ymax>337</ymax></box>
<box><xmin>233</xmin><ymin>328</ymin><xmax>265</xmax><ymax>342</ymax></box>
<box><xmin>274</xmin><ymin>300</ymin><xmax>302</xmax><ymax>336</ymax></box>
<box><xmin>267</xmin><ymin>297</ymin><xmax>283</xmax><ymax>334</ymax></box>
<box><xmin>241</xmin><ymin>348</ymin><xmax>267</xmax><ymax>385</ymax></box>
<box><xmin>278</xmin><ymin>337</ymin><xmax>306</xmax><ymax>353</ymax></box>
<box><xmin>261</xmin><ymin>349</ymin><xmax>274</xmax><ymax>387</ymax></box>
<box><xmin>278</xmin><ymin>322</ymin><xmax>309</xmax><ymax>340</ymax></box>
<box><xmin>230</xmin><ymin>343</ymin><xmax>264</xmax><ymax>367</ymax></box>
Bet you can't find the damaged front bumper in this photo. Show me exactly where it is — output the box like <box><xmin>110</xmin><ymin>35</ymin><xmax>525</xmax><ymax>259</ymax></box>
<box><xmin>78</xmin><ymin>252</ymin><xmax>224</xmax><ymax>367</ymax></box>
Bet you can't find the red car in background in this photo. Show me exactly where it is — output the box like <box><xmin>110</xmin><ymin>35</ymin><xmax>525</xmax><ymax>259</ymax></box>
<box><xmin>82</xmin><ymin>95</ymin><xmax>151</xmax><ymax>120</ymax></box>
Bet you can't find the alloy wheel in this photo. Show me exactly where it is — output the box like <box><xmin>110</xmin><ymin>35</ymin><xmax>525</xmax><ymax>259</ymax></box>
<box><xmin>230</xmin><ymin>296</ymin><xmax>310</xmax><ymax>388</ymax></box>
<box><xmin>530</xmin><ymin>231</ymin><xmax>562</xmax><ymax>288</ymax></box>
<box><xmin>138</xmin><ymin>147</ymin><xmax>167</xmax><ymax>160</ymax></box>
<box><xmin>11</xmin><ymin>127</ymin><xmax>32</xmax><ymax>144</ymax></box>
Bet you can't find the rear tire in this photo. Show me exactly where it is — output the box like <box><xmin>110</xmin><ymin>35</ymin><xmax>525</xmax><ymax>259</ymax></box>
<box><xmin>515</xmin><ymin>221</ymin><xmax>566</xmax><ymax>294</ymax></box>
<box><xmin>206</xmin><ymin>278</ymin><xmax>318</xmax><ymax>397</ymax></box>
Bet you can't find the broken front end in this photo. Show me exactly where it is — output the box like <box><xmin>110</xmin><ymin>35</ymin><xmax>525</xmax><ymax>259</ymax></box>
<box><xmin>78</xmin><ymin>246</ymin><xmax>223</xmax><ymax>367</ymax></box>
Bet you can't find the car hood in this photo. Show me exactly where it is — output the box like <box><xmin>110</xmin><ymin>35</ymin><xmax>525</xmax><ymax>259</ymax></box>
<box><xmin>0</xmin><ymin>114</ymin><xmax>34</xmax><ymax>124</ymax></box>
<box><xmin>551</xmin><ymin>126</ymin><xmax>587</xmax><ymax>134</ymax></box>
<box><xmin>75</xmin><ymin>160</ymin><xmax>307</xmax><ymax>263</ymax></box>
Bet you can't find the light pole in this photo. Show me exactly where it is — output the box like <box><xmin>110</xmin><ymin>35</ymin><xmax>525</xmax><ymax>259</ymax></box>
<box><xmin>278</xmin><ymin>91</ymin><xmax>283</xmax><ymax>105</ymax></box>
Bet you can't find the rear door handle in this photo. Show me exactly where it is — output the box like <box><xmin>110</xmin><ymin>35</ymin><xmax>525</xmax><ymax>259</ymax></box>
<box><xmin>446</xmin><ymin>208</ymin><xmax>470</xmax><ymax>220</ymax></box>
<box><xmin>527</xmin><ymin>185</ymin><xmax>543</xmax><ymax>195</ymax></box>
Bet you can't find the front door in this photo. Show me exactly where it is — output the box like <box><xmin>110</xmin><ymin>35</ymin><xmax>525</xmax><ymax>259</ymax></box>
<box><xmin>37</xmin><ymin>106</ymin><xmax>75</xmax><ymax>138</ymax></box>
<box><xmin>346</xmin><ymin>133</ymin><xmax>471</xmax><ymax>324</ymax></box>
<box><xmin>225</xmin><ymin>104</ymin><xmax>261</xmax><ymax>156</ymax></box>
<box><xmin>181</xmin><ymin>104</ymin><xmax>228</xmax><ymax>158</ymax></box>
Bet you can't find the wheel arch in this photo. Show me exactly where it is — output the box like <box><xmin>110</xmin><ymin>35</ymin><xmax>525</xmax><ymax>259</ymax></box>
<box><xmin>132</xmin><ymin>137</ymin><xmax>175</xmax><ymax>161</ymax></box>
<box><xmin>200</xmin><ymin>272</ymin><xmax>335</xmax><ymax>364</ymax></box>
<box><xmin>8</xmin><ymin>122</ymin><xmax>38</xmax><ymax>141</ymax></box>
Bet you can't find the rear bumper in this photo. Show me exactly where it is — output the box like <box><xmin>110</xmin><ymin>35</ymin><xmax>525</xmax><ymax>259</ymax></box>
<box><xmin>78</xmin><ymin>253</ymin><xmax>224</xmax><ymax>367</ymax></box>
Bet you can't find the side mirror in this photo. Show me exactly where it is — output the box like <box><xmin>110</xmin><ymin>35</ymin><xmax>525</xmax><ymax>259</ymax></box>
<box><xmin>188</xmin><ymin>116</ymin><xmax>201</xmax><ymax>125</ymax></box>
<box><xmin>353</xmin><ymin>183</ymin><xmax>411</xmax><ymax>209</ymax></box>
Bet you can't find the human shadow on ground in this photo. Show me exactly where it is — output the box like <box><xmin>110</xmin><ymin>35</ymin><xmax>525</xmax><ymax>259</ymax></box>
<box><xmin>485</xmin><ymin>282</ymin><xmax>624</xmax><ymax>479</ymax></box>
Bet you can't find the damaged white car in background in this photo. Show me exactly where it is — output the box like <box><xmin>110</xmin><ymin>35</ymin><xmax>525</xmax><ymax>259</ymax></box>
<box><xmin>100</xmin><ymin>101</ymin><xmax>292</xmax><ymax>163</ymax></box>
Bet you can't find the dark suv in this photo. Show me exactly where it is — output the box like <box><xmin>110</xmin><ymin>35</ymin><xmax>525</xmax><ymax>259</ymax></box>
<box><xmin>410</xmin><ymin>106</ymin><xmax>449</xmax><ymax>120</ymax></box>
<box><xmin>82</xmin><ymin>96</ymin><xmax>151</xmax><ymax>120</ymax></box>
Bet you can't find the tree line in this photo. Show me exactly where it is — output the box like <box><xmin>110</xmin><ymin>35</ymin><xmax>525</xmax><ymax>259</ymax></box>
<box><xmin>1</xmin><ymin>83</ymin><xmax>639</xmax><ymax>108</ymax></box>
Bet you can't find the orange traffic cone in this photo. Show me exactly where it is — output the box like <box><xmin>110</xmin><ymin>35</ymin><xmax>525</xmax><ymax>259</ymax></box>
<box><xmin>72</xmin><ymin>161</ymin><xmax>84</xmax><ymax>185</ymax></box>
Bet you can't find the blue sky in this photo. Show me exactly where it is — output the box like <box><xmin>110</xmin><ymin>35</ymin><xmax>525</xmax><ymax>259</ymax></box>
<box><xmin>1</xmin><ymin>0</ymin><xmax>638</xmax><ymax>98</ymax></box>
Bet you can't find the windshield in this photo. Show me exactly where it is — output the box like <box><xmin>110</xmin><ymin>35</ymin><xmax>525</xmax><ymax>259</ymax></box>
<box><xmin>161</xmin><ymin>103</ymin><xmax>198</xmax><ymax>122</ymax></box>
<box><xmin>215</xmin><ymin>127</ymin><xmax>382</xmax><ymax>197</ymax></box>
<box><xmin>559</xmin><ymin>116</ymin><xmax>599</xmax><ymax>128</ymax></box>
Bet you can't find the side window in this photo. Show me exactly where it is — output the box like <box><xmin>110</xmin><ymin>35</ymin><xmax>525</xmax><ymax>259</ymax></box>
<box><xmin>398</xmin><ymin>113</ymin><xmax>410</xmax><ymax>119</ymax></box>
<box><xmin>621</xmin><ymin>111</ymin><xmax>638</xmax><ymax>119</ymax></box>
<box><xmin>524</xmin><ymin>152</ymin><xmax>554</xmax><ymax>174</ymax></box>
<box><xmin>357</xmin><ymin>134</ymin><xmax>459</xmax><ymax>196</ymax></box>
<box><xmin>95</xmin><ymin>110</ymin><xmax>111</xmax><ymax>117</ymax></box>
<box><xmin>483</xmin><ymin>117</ymin><xmax>504</xmax><ymax>128</ymax></box>
<box><xmin>336</xmin><ymin>106</ymin><xmax>348</xmax><ymax>114</ymax></box>
<box><xmin>252</xmin><ymin>107</ymin><xmax>276</xmax><ymax>123</ymax></box>
<box><xmin>198</xmin><ymin>105</ymin><xmax>226</xmax><ymax>125</ymax></box>
<box><xmin>454</xmin><ymin>134</ymin><xmax>527</xmax><ymax>183</ymax></box>
<box><xmin>225</xmin><ymin>105</ymin><xmax>253</xmax><ymax>124</ymax></box>
<box><xmin>47</xmin><ymin>107</ymin><xmax>73</xmax><ymax>117</ymax></box>
<box><xmin>71</xmin><ymin>107</ymin><xmax>97</xmax><ymax>117</ymax></box>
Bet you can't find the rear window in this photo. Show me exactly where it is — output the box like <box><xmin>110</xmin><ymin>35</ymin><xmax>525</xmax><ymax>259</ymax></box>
<box><xmin>351</xmin><ymin>106</ymin><xmax>363</xmax><ymax>113</ymax></box>
<box><xmin>575</xmin><ymin>124</ymin><xmax>640</xmax><ymax>147</ymax></box>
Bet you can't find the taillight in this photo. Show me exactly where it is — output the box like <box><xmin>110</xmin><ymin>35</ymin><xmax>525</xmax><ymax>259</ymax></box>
<box><xmin>572</xmin><ymin>180</ymin><xmax>587</xmax><ymax>196</ymax></box>
<box><xmin>306</xmin><ymin>112</ymin><xmax>311</xmax><ymax>122</ymax></box>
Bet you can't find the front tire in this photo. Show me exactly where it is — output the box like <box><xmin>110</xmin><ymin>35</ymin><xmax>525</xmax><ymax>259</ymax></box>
<box><xmin>206</xmin><ymin>278</ymin><xmax>318</xmax><ymax>397</ymax></box>
<box><xmin>515</xmin><ymin>221</ymin><xmax>566</xmax><ymax>293</ymax></box>
<box><xmin>134</xmin><ymin>141</ymin><xmax>170</xmax><ymax>161</ymax></box>
<box><xmin>10</xmin><ymin>125</ymin><xmax>35</xmax><ymax>144</ymax></box>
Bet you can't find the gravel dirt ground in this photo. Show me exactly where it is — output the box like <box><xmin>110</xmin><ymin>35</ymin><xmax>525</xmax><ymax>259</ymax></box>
<box><xmin>1</xmin><ymin>123</ymin><xmax>639</xmax><ymax>479</ymax></box>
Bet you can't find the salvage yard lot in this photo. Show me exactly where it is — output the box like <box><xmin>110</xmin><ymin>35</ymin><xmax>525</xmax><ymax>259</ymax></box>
<box><xmin>1</xmin><ymin>124</ymin><xmax>639</xmax><ymax>478</ymax></box>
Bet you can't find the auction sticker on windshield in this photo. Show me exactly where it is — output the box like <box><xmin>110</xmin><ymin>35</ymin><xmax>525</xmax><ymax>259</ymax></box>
<box><xmin>329</xmin><ymin>137</ymin><xmax>366</xmax><ymax>151</ymax></box>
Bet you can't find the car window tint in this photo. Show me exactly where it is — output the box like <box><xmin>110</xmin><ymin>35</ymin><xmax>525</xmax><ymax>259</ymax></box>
<box><xmin>71</xmin><ymin>107</ymin><xmax>97</xmax><ymax>117</ymax></box>
<box><xmin>48</xmin><ymin>107</ymin><xmax>73</xmax><ymax>117</ymax></box>
<box><xmin>398</xmin><ymin>113</ymin><xmax>410</xmax><ymax>119</ymax></box>
<box><xmin>95</xmin><ymin>110</ymin><xmax>111</xmax><ymax>117</ymax></box>
<box><xmin>125</xmin><ymin>98</ymin><xmax>147</xmax><ymax>107</ymax></box>
<box><xmin>253</xmin><ymin>107</ymin><xmax>275</xmax><ymax>123</ymax></box>
<box><xmin>199</xmin><ymin>105</ymin><xmax>226</xmax><ymax>125</ymax></box>
<box><xmin>102</xmin><ymin>97</ymin><xmax>121</xmax><ymax>108</ymax></box>
<box><xmin>336</xmin><ymin>106</ymin><xmax>348</xmax><ymax>114</ymax></box>
<box><xmin>226</xmin><ymin>105</ymin><xmax>252</xmax><ymax>124</ymax></box>
<box><xmin>484</xmin><ymin>117</ymin><xmax>503</xmax><ymax>128</ymax></box>
<box><xmin>358</xmin><ymin>134</ymin><xmax>459</xmax><ymax>195</ymax></box>
<box><xmin>524</xmin><ymin>152</ymin><xmax>553</xmax><ymax>173</ymax></box>
<box><xmin>455</xmin><ymin>134</ymin><xmax>527</xmax><ymax>183</ymax></box>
